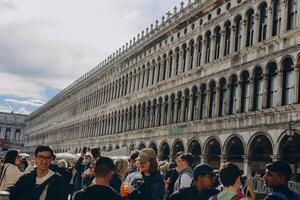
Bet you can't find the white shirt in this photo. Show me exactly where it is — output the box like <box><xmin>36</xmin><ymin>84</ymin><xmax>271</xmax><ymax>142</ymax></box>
<box><xmin>0</xmin><ymin>163</ymin><xmax>24</xmax><ymax>191</ymax></box>
<box><xmin>36</xmin><ymin>170</ymin><xmax>55</xmax><ymax>200</ymax></box>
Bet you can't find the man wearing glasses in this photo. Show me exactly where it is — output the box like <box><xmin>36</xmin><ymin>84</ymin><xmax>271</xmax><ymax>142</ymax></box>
<box><xmin>10</xmin><ymin>145</ymin><xmax>68</xmax><ymax>200</ymax></box>
<box><xmin>168</xmin><ymin>163</ymin><xmax>219</xmax><ymax>200</ymax></box>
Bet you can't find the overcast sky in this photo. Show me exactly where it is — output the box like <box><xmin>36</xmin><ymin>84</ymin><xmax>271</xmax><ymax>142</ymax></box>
<box><xmin>0</xmin><ymin>0</ymin><xmax>185</xmax><ymax>114</ymax></box>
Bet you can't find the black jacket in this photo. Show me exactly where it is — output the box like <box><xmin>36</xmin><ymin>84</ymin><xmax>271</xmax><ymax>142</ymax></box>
<box><xmin>9</xmin><ymin>170</ymin><xmax>68</xmax><ymax>200</ymax></box>
<box><xmin>264</xmin><ymin>185</ymin><xmax>300</xmax><ymax>200</ymax></box>
<box><xmin>73</xmin><ymin>185</ymin><xmax>123</xmax><ymax>200</ymax></box>
<box><xmin>167</xmin><ymin>185</ymin><xmax>219</xmax><ymax>200</ymax></box>
<box><xmin>128</xmin><ymin>171</ymin><xmax>164</xmax><ymax>200</ymax></box>
<box><xmin>109</xmin><ymin>174</ymin><xmax>122</xmax><ymax>193</ymax></box>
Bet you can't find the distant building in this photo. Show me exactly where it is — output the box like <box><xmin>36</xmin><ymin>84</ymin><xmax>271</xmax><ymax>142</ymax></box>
<box><xmin>0</xmin><ymin>112</ymin><xmax>26</xmax><ymax>151</ymax></box>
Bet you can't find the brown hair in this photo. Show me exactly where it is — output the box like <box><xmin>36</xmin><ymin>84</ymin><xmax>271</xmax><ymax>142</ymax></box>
<box><xmin>148</xmin><ymin>159</ymin><xmax>158</xmax><ymax>174</ymax></box>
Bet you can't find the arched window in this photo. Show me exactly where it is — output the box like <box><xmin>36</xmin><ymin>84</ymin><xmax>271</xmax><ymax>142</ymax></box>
<box><xmin>235</xmin><ymin>15</ymin><xmax>242</xmax><ymax>51</ymax></box>
<box><xmin>157</xmin><ymin>57</ymin><xmax>161</xmax><ymax>82</ymax></box>
<box><xmin>157</xmin><ymin>98</ymin><xmax>162</xmax><ymax>126</ymax></box>
<box><xmin>163</xmin><ymin>96</ymin><xmax>169</xmax><ymax>125</ymax></box>
<box><xmin>205</xmin><ymin>31</ymin><xmax>211</xmax><ymax>63</ymax></box>
<box><xmin>170</xmin><ymin>94</ymin><xmax>175</xmax><ymax>124</ymax></box>
<box><xmin>183</xmin><ymin>90</ymin><xmax>189</xmax><ymax>122</ymax></box>
<box><xmin>177</xmin><ymin>92</ymin><xmax>183</xmax><ymax>123</ymax></box>
<box><xmin>197</xmin><ymin>36</ymin><xmax>202</xmax><ymax>66</ymax></box>
<box><xmin>200</xmin><ymin>84</ymin><xmax>207</xmax><ymax>119</ymax></box>
<box><xmin>168</xmin><ymin>51</ymin><xmax>173</xmax><ymax>78</ymax></box>
<box><xmin>229</xmin><ymin>75</ymin><xmax>238</xmax><ymax>114</ymax></box>
<box><xmin>287</xmin><ymin>0</ymin><xmax>298</xmax><ymax>30</ymax></box>
<box><xmin>282</xmin><ymin>57</ymin><xmax>294</xmax><ymax>105</ymax></box>
<box><xmin>258</xmin><ymin>2</ymin><xmax>268</xmax><ymax>42</ymax></box>
<box><xmin>267</xmin><ymin>62</ymin><xmax>278</xmax><ymax>108</ymax></box>
<box><xmin>272</xmin><ymin>0</ymin><xmax>281</xmax><ymax>36</ymax></box>
<box><xmin>246</xmin><ymin>9</ymin><xmax>255</xmax><ymax>47</ymax></box>
<box><xmin>182</xmin><ymin>44</ymin><xmax>187</xmax><ymax>73</ymax></box>
<box><xmin>219</xmin><ymin>78</ymin><xmax>227</xmax><ymax>116</ymax></box>
<box><xmin>214</xmin><ymin>27</ymin><xmax>221</xmax><ymax>60</ymax></box>
<box><xmin>241</xmin><ymin>71</ymin><xmax>250</xmax><ymax>113</ymax></box>
<box><xmin>162</xmin><ymin>54</ymin><xmax>167</xmax><ymax>81</ymax></box>
<box><xmin>175</xmin><ymin>48</ymin><xmax>180</xmax><ymax>75</ymax></box>
<box><xmin>151</xmin><ymin>60</ymin><xmax>156</xmax><ymax>85</ymax></box>
<box><xmin>189</xmin><ymin>40</ymin><xmax>195</xmax><ymax>69</ymax></box>
<box><xmin>191</xmin><ymin>87</ymin><xmax>198</xmax><ymax>121</ymax></box>
<box><xmin>209</xmin><ymin>81</ymin><xmax>216</xmax><ymax>118</ymax></box>
<box><xmin>152</xmin><ymin>100</ymin><xmax>157</xmax><ymax>127</ymax></box>
<box><xmin>224</xmin><ymin>21</ymin><xmax>231</xmax><ymax>56</ymax></box>
<box><xmin>253</xmin><ymin>67</ymin><xmax>264</xmax><ymax>111</ymax></box>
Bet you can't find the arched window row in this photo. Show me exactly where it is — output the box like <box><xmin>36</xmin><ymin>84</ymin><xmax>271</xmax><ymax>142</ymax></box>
<box><xmin>68</xmin><ymin>0</ymin><xmax>298</xmax><ymax>119</ymax></box>
<box><xmin>47</xmin><ymin>56</ymin><xmax>298</xmax><ymax>141</ymax></box>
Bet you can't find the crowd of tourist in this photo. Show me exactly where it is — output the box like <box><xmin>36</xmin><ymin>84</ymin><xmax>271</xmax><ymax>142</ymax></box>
<box><xmin>0</xmin><ymin>145</ymin><xmax>299</xmax><ymax>200</ymax></box>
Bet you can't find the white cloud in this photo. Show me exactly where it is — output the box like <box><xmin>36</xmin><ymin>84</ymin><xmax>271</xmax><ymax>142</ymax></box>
<box><xmin>0</xmin><ymin>0</ymin><xmax>184</xmax><ymax>104</ymax></box>
<box><xmin>4</xmin><ymin>99</ymin><xmax>45</xmax><ymax>108</ymax></box>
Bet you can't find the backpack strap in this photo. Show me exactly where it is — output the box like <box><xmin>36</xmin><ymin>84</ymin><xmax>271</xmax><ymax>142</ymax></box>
<box><xmin>34</xmin><ymin>173</ymin><xmax>57</xmax><ymax>198</ymax></box>
<box><xmin>270</xmin><ymin>192</ymin><xmax>288</xmax><ymax>200</ymax></box>
<box><xmin>231</xmin><ymin>194</ymin><xmax>241</xmax><ymax>200</ymax></box>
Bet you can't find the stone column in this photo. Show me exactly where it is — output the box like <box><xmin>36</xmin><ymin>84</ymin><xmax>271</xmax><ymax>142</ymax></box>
<box><xmin>267</xmin><ymin>6</ymin><xmax>273</xmax><ymax>39</ymax></box>
<box><xmin>178</xmin><ymin>51</ymin><xmax>184</xmax><ymax>74</ymax></box>
<box><xmin>161</xmin><ymin>101</ymin><xmax>166</xmax><ymax>125</ymax></box>
<box><xmin>236</xmin><ymin>81</ymin><xmax>242</xmax><ymax>113</ymax></box>
<box><xmin>154</xmin><ymin>63</ymin><xmax>159</xmax><ymax>84</ymax></box>
<box><xmin>172</xmin><ymin>53</ymin><xmax>177</xmax><ymax>77</ymax></box>
<box><xmin>243</xmin><ymin>156</ymin><xmax>249</xmax><ymax>176</ymax></box>
<box><xmin>144</xmin><ymin>68</ymin><xmax>149</xmax><ymax>87</ymax></box>
<box><xmin>262</xmin><ymin>73</ymin><xmax>269</xmax><ymax>109</ymax></box>
<box><xmin>186</xmin><ymin>47</ymin><xmax>191</xmax><ymax>70</ymax></box>
<box><xmin>195</xmin><ymin>91</ymin><xmax>201</xmax><ymax>120</ymax></box>
<box><xmin>230</xmin><ymin>25</ymin><xmax>236</xmax><ymax>54</ymax></box>
<box><xmin>293</xmin><ymin>65</ymin><xmax>299</xmax><ymax>104</ymax></box>
<box><xmin>132</xmin><ymin>74</ymin><xmax>136</xmax><ymax>92</ymax></box>
<box><xmin>253</xmin><ymin>13</ymin><xmax>259</xmax><ymax>44</ymax></box>
<box><xmin>167</xmin><ymin>99</ymin><xmax>173</xmax><ymax>124</ymax></box>
<box><xmin>201</xmin><ymin>40</ymin><xmax>207</xmax><ymax>65</ymax></box>
<box><xmin>165</xmin><ymin>58</ymin><xmax>170</xmax><ymax>80</ymax></box>
<box><xmin>127</xmin><ymin>76</ymin><xmax>132</xmax><ymax>94</ymax></box>
<box><xmin>281</xmin><ymin>0</ymin><xmax>288</xmax><ymax>34</ymax></box>
<box><xmin>248</xmin><ymin>78</ymin><xmax>254</xmax><ymax>111</ymax></box>
<box><xmin>277</xmin><ymin>71</ymin><xmax>283</xmax><ymax>106</ymax></box>
<box><xmin>210</xmin><ymin>34</ymin><xmax>216</xmax><ymax>62</ymax></box>
<box><xmin>220</xmin><ymin>30</ymin><xmax>226</xmax><ymax>59</ymax></box>
<box><xmin>241</xmin><ymin>20</ymin><xmax>247</xmax><ymax>50</ymax></box>
<box><xmin>193</xmin><ymin>40</ymin><xmax>199</xmax><ymax>68</ymax></box>
<box><xmin>139</xmin><ymin>72</ymin><xmax>143</xmax><ymax>90</ymax></box>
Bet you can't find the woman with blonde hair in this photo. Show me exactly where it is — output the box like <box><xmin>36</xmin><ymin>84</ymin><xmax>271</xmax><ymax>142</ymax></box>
<box><xmin>109</xmin><ymin>157</ymin><xmax>129</xmax><ymax>192</ymax></box>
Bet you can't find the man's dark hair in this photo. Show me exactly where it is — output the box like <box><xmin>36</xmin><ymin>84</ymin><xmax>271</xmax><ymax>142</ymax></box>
<box><xmin>4</xmin><ymin>150</ymin><xmax>19</xmax><ymax>165</ymax></box>
<box><xmin>95</xmin><ymin>157</ymin><xmax>115</xmax><ymax>177</ymax></box>
<box><xmin>91</xmin><ymin>147</ymin><xmax>101</xmax><ymax>159</ymax></box>
<box><xmin>130</xmin><ymin>150</ymin><xmax>140</xmax><ymax>161</ymax></box>
<box><xmin>175</xmin><ymin>151</ymin><xmax>183</xmax><ymax>159</ymax></box>
<box><xmin>219</xmin><ymin>163</ymin><xmax>241</xmax><ymax>187</ymax></box>
<box><xmin>266</xmin><ymin>161</ymin><xmax>292</xmax><ymax>182</ymax></box>
<box><xmin>34</xmin><ymin>145</ymin><xmax>54</xmax><ymax>157</ymax></box>
<box><xmin>178</xmin><ymin>153</ymin><xmax>194</xmax><ymax>167</ymax></box>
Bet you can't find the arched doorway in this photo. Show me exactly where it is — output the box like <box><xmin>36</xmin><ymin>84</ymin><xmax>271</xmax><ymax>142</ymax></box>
<box><xmin>279</xmin><ymin>132</ymin><xmax>300</xmax><ymax>181</ymax></box>
<box><xmin>249</xmin><ymin>134</ymin><xmax>273</xmax><ymax>176</ymax></box>
<box><xmin>138</xmin><ymin>143</ymin><xmax>146</xmax><ymax>150</ymax></box>
<box><xmin>159</xmin><ymin>142</ymin><xmax>170</xmax><ymax>161</ymax></box>
<box><xmin>172</xmin><ymin>140</ymin><xmax>184</xmax><ymax>161</ymax></box>
<box><xmin>225</xmin><ymin>136</ymin><xmax>245</xmax><ymax>172</ymax></box>
<box><xmin>149</xmin><ymin>142</ymin><xmax>158</xmax><ymax>155</ymax></box>
<box><xmin>187</xmin><ymin>140</ymin><xmax>201</xmax><ymax>166</ymax></box>
<box><xmin>204</xmin><ymin>138</ymin><xmax>221</xmax><ymax>169</ymax></box>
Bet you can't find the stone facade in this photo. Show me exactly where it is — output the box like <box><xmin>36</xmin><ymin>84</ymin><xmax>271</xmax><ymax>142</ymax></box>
<box><xmin>0</xmin><ymin>112</ymin><xmax>26</xmax><ymax>150</ymax></box>
<box><xmin>25</xmin><ymin>0</ymin><xmax>300</xmax><ymax>177</ymax></box>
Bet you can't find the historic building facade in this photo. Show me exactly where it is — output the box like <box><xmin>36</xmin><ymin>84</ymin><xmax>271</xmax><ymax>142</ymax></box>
<box><xmin>25</xmin><ymin>0</ymin><xmax>300</xmax><ymax>177</ymax></box>
<box><xmin>0</xmin><ymin>112</ymin><xmax>26</xmax><ymax>151</ymax></box>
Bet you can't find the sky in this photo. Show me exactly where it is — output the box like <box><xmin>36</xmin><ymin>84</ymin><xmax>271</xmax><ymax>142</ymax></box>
<box><xmin>0</xmin><ymin>0</ymin><xmax>185</xmax><ymax>114</ymax></box>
